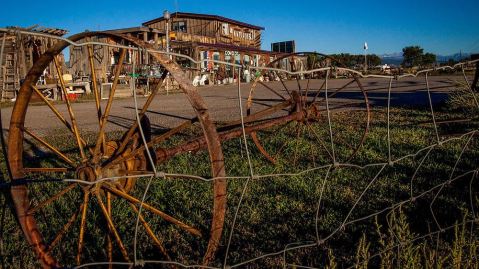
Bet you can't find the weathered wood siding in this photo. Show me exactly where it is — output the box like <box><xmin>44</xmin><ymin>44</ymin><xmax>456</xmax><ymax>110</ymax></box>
<box><xmin>145</xmin><ymin>17</ymin><xmax>262</xmax><ymax>49</ymax></box>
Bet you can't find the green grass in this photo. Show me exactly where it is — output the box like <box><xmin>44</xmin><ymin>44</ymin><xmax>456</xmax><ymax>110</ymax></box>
<box><xmin>0</xmin><ymin>92</ymin><xmax>479</xmax><ymax>268</ymax></box>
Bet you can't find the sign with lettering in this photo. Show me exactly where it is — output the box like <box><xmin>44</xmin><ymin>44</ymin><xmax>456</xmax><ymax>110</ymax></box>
<box><xmin>225</xmin><ymin>51</ymin><xmax>240</xmax><ymax>56</ymax></box>
<box><xmin>221</xmin><ymin>23</ymin><xmax>256</xmax><ymax>41</ymax></box>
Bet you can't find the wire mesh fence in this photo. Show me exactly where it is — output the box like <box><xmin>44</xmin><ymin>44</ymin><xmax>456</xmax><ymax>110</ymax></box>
<box><xmin>0</xmin><ymin>28</ymin><xmax>478</xmax><ymax>268</ymax></box>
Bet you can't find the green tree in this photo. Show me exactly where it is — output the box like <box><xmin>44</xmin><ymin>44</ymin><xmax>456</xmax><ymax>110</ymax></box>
<box><xmin>402</xmin><ymin>46</ymin><xmax>424</xmax><ymax>67</ymax></box>
<box><xmin>402</xmin><ymin>46</ymin><xmax>437</xmax><ymax>67</ymax></box>
<box><xmin>368</xmin><ymin>54</ymin><xmax>381</xmax><ymax>66</ymax></box>
<box><xmin>422</xmin><ymin>53</ymin><xmax>436</xmax><ymax>66</ymax></box>
<box><xmin>329</xmin><ymin>53</ymin><xmax>381</xmax><ymax>67</ymax></box>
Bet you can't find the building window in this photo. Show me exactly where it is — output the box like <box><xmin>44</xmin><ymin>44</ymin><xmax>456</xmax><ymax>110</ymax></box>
<box><xmin>213</xmin><ymin>52</ymin><xmax>220</xmax><ymax>70</ymax></box>
<box><xmin>172</xmin><ymin>21</ymin><xmax>187</xmax><ymax>33</ymax></box>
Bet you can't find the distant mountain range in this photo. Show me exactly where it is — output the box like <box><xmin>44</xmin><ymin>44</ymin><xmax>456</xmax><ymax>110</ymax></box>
<box><xmin>379</xmin><ymin>52</ymin><xmax>473</xmax><ymax>66</ymax></box>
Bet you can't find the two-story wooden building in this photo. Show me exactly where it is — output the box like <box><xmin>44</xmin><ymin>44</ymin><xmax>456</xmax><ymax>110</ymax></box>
<box><xmin>142</xmin><ymin>12</ymin><xmax>278</xmax><ymax>81</ymax></box>
<box><xmin>69</xmin><ymin>12</ymin><xmax>280</xmax><ymax>85</ymax></box>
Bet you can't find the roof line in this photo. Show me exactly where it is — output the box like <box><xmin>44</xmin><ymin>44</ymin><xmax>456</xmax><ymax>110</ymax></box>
<box><xmin>142</xmin><ymin>12</ymin><xmax>265</xmax><ymax>30</ymax></box>
<box><xmin>104</xmin><ymin>26</ymin><xmax>165</xmax><ymax>34</ymax></box>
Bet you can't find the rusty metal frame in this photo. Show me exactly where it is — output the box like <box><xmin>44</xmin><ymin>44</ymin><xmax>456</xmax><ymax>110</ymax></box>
<box><xmin>245</xmin><ymin>52</ymin><xmax>371</xmax><ymax>164</ymax></box>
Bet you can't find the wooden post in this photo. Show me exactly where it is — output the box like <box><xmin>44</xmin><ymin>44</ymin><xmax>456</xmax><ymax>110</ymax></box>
<box><xmin>193</xmin><ymin>46</ymin><xmax>200</xmax><ymax>78</ymax></box>
<box><xmin>29</xmin><ymin>43</ymin><xmax>33</xmax><ymax>67</ymax></box>
<box><xmin>143</xmin><ymin>32</ymin><xmax>149</xmax><ymax>64</ymax></box>
<box><xmin>19</xmin><ymin>36</ymin><xmax>27</xmax><ymax>78</ymax></box>
<box><xmin>231</xmin><ymin>52</ymin><xmax>236</xmax><ymax>83</ymax></box>
<box><xmin>219</xmin><ymin>51</ymin><xmax>225</xmax><ymax>84</ymax></box>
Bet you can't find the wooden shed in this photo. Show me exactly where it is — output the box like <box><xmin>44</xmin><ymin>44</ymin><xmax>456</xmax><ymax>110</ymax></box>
<box><xmin>0</xmin><ymin>26</ymin><xmax>68</xmax><ymax>101</ymax></box>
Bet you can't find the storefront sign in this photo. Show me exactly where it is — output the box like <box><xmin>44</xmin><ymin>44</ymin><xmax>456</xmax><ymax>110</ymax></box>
<box><xmin>225</xmin><ymin>51</ymin><xmax>240</xmax><ymax>56</ymax></box>
<box><xmin>221</xmin><ymin>23</ymin><xmax>255</xmax><ymax>41</ymax></box>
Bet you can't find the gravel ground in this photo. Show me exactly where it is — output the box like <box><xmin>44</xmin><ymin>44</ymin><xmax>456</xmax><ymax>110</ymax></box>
<box><xmin>0</xmin><ymin>75</ymin><xmax>468</xmax><ymax>136</ymax></box>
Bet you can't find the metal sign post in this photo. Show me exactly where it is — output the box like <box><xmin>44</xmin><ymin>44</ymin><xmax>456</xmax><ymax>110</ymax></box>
<box><xmin>164</xmin><ymin>10</ymin><xmax>171</xmax><ymax>95</ymax></box>
<box><xmin>364</xmin><ymin>42</ymin><xmax>368</xmax><ymax>73</ymax></box>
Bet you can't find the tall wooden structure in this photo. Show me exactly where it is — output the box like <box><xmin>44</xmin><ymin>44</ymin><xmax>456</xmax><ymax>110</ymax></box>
<box><xmin>0</xmin><ymin>26</ymin><xmax>68</xmax><ymax>101</ymax></box>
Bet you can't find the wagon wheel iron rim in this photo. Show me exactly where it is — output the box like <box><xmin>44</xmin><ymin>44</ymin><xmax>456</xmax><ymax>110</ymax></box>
<box><xmin>7</xmin><ymin>32</ymin><xmax>226</xmax><ymax>268</ymax></box>
<box><xmin>247</xmin><ymin>52</ymin><xmax>371</xmax><ymax>167</ymax></box>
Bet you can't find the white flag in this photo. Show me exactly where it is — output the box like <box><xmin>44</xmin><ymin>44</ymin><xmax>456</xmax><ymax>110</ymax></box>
<box><xmin>364</xmin><ymin>42</ymin><xmax>368</xmax><ymax>50</ymax></box>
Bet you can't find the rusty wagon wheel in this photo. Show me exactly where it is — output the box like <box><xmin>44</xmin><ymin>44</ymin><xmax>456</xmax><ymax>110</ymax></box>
<box><xmin>246</xmin><ymin>52</ymin><xmax>371</xmax><ymax>169</ymax></box>
<box><xmin>7</xmin><ymin>32</ymin><xmax>226</xmax><ymax>268</ymax></box>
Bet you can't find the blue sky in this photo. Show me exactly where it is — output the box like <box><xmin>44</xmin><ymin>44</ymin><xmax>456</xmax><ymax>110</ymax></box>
<box><xmin>1</xmin><ymin>0</ymin><xmax>478</xmax><ymax>55</ymax></box>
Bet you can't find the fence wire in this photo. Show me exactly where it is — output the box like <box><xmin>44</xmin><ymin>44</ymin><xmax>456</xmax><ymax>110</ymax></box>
<box><xmin>0</xmin><ymin>29</ymin><xmax>478</xmax><ymax>268</ymax></box>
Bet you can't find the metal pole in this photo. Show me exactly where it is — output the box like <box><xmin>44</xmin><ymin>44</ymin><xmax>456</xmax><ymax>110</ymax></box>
<box><xmin>363</xmin><ymin>42</ymin><xmax>368</xmax><ymax>74</ymax></box>
<box><xmin>132</xmin><ymin>50</ymin><xmax>136</xmax><ymax>97</ymax></box>
<box><xmin>166</xmin><ymin>16</ymin><xmax>170</xmax><ymax>95</ymax></box>
<box><xmin>364</xmin><ymin>49</ymin><xmax>367</xmax><ymax>73</ymax></box>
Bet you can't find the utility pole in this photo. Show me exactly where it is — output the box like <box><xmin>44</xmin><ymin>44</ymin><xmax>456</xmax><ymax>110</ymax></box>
<box><xmin>164</xmin><ymin>10</ymin><xmax>171</xmax><ymax>95</ymax></box>
<box><xmin>364</xmin><ymin>42</ymin><xmax>368</xmax><ymax>73</ymax></box>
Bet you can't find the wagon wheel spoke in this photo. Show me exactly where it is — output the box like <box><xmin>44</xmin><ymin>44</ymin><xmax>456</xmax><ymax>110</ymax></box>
<box><xmin>329</xmin><ymin>76</ymin><xmax>370</xmax><ymax>162</ymax></box>
<box><xmin>257</xmin><ymin>81</ymin><xmax>287</xmax><ymax>100</ymax></box>
<box><xmin>76</xmin><ymin>192</ymin><xmax>90</xmax><ymax>265</ymax></box>
<box><xmin>104</xmin><ymin>117</ymin><xmax>197</xmax><ymax>170</ymax></box>
<box><xmin>31</xmin><ymin>85</ymin><xmax>92</xmax><ymax>155</ymax></box>
<box><xmin>305</xmin><ymin>121</ymin><xmax>333</xmax><ymax>160</ymax></box>
<box><xmin>304</xmin><ymin>78</ymin><xmax>311</xmax><ymax>100</ymax></box>
<box><xmin>296</xmin><ymin>77</ymin><xmax>303</xmax><ymax>107</ymax></box>
<box><xmin>31</xmin><ymin>85</ymin><xmax>73</xmax><ymax>132</ymax></box>
<box><xmin>278</xmin><ymin>74</ymin><xmax>293</xmax><ymax>99</ymax></box>
<box><xmin>292</xmin><ymin>123</ymin><xmax>304</xmax><ymax>166</ymax></box>
<box><xmin>95</xmin><ymin>192</ymin><xmax>131</xmax><ymax>263</ymax></box>
<box><xmin>308</xmin><ymin>78</ymin><xmax>355</xmax><ymax>112</ymax></box>
<box><xmin>87</xmin><ymin>39</ymin><xmax>106</xmax><ymax>152</ymax></box>
<box><xmin>47</xmin><ymin>203</ymin><xmax>83</xmax><ymax>253</ymax></box>
<box><xmin>309</xmin><ymin>79</ymin><xmax>327</xmax><ymax>107</ymax></box>
<box><xmin>28</xmin><ymin>184</ymin><xmax>77</xmax><ymax>214</ymax></box>
<box><xmin>249</xmin><ymin>120</ymin><xmax>295</xmax><ymax>164</ymax></box>
<box><xmin>23</xmin><ymin>167</ymin><xmax>70</xmax><ymax>173</ymax></box>
<box><xmin>296</xmin><ymin>76</ymin><xmax>302</xmax><ymax>92</ymax></box>
<box><xmin>230</xmin><ymin>100</ymin><xmax>291</xmax><ymax>129</ymax></box>
<box><xmin>106</xmin><ymin>192</ymin><xmax>113</xmax><ymax>268</ymax></box>
<box><xmin>111</xmin><ymin>182</ymin><xmax>170</xmax><ymax>258</ymax></box>
<box><xmin>23</xmin><ymin>128</ymin><xmax>76</xmax><ymax>166</ymax></box>
<box><xmin>314</xmin><ymin>79</ymin><xmax>356</xmax><ymax>105</ymax></box>
<box><xmin>53</xmin><ymin>56</ymin><xmax>87</xmax><ymax>162</ymax></box>
<box><xmin>114</xmin><ymin>73</ymin><xmax>167</xmax><ymax>157</ymax></box>
<box><xmin>103</xmin><ymin>185</ymin><xmax>171</xmax><ymax>261</ymax></box>
<box><xmin>103</xmin><ymin>185</ymin><xmax>202</xmax><ymax>237</ymax></box>
<box><xmin>87</xmin><ymin>39</ymin><xmax>102</xmax><ymax>123</ymax></box>
<box><xmin>92</xmin><ymin>48</ymin><xmax>127</xmax><ymax>163</ymax></box>
<box><xmin>128</xmin><ymin>199</ymin><xmax>171</xmax><ymax>259</ymax></box>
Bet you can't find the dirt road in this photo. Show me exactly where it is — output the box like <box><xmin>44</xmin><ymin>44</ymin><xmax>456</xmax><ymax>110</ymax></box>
<box><xmin>0</xmin><ymin>75</ymin><xmax>469</xmax><ymax>136</ymax></box>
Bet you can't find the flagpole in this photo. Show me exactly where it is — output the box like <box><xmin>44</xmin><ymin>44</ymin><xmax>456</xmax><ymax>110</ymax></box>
<box><xmin>364</xmin><ymin>42</ymin><xmax>368</xmax><ymax>73</ymax></box>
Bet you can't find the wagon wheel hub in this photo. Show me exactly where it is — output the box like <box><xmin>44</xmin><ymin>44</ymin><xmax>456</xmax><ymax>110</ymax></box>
<box><xmin>76</xmin><ymin>165</ymin><xmax>98</xmax><ymax>183</ymax></box>
<box><xmin>290</xmin><ymin>96</ymin><xmax>321</xmax><ymax>124</ymax></box>
<box><xmin>76</xmin><ymin>140</ymin><xmax>146</xmax><ymax>195</ymax></box>
<box><xmin>304</xmin><ymin>103</ymin><xmax>321</xmax><ymax>123</ymax></box>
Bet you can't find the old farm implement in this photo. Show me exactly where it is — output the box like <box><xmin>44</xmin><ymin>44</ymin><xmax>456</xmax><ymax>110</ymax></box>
<box><xmin>1</xmin><ymin>30</ymin><xmax>371</xmax><ymax>268</ymax></box>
